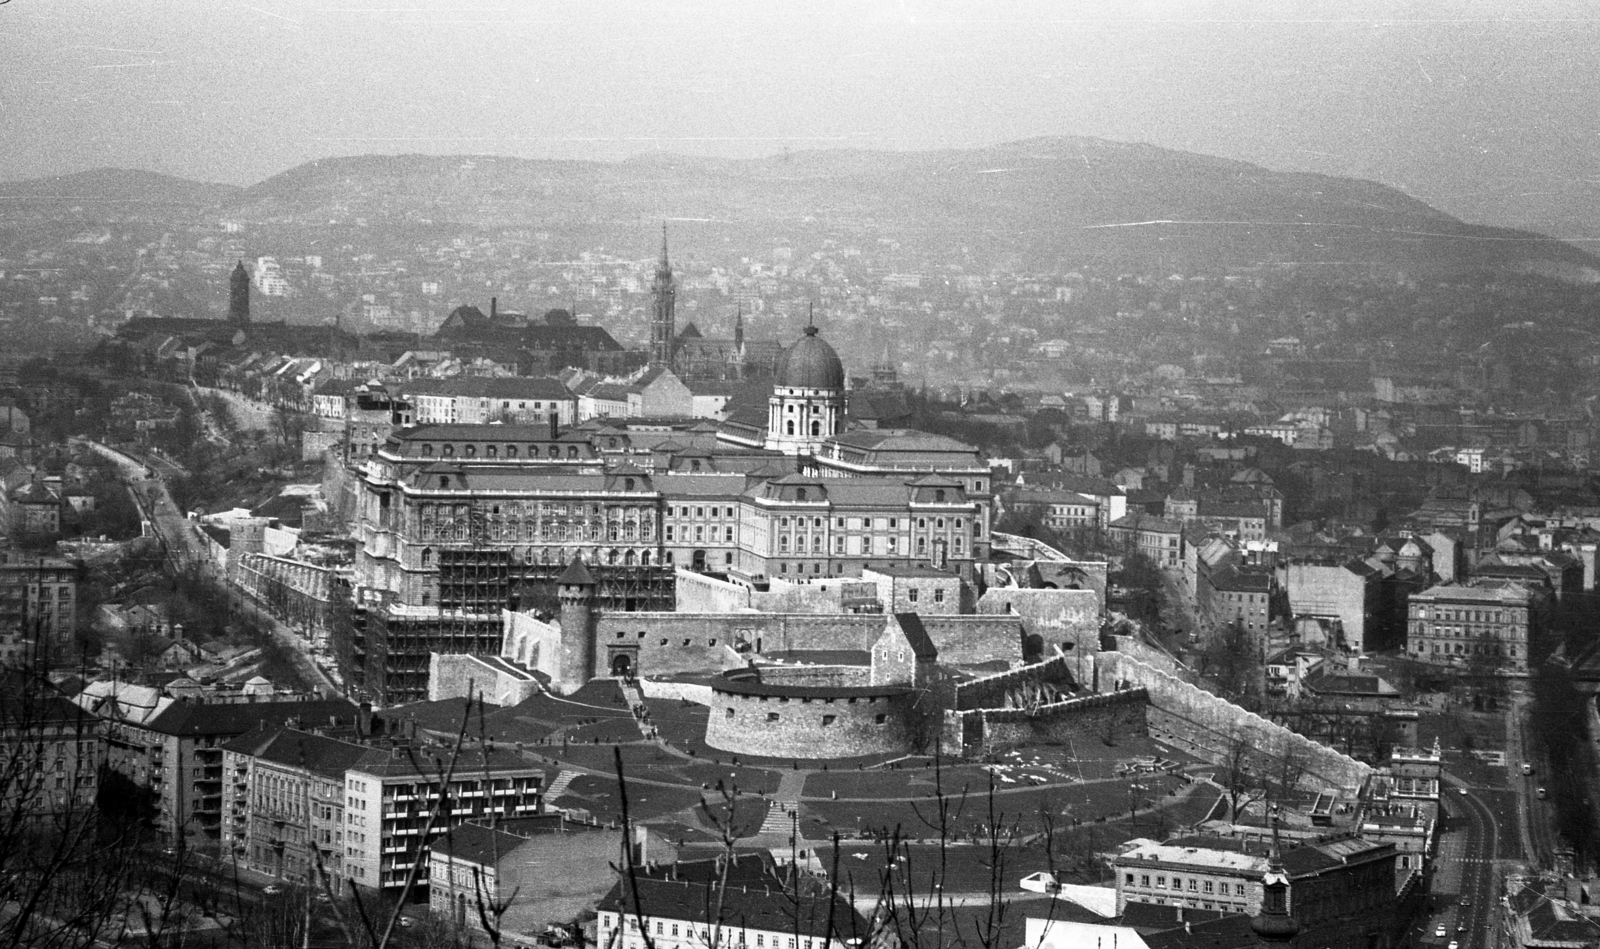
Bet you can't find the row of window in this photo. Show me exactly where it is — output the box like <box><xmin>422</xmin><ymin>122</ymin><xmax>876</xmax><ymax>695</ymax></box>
<box><xmin>743</xmin><ymin>711</ymin><xmax>890</xmax><ymax>726</ymax></box>
<box><xmin>1418</xmin><ymin>642</ymin><xmax>1518</xmax><ymax>657</ymax></box>
<box><xmin>602</xmin><ymin>914</ymin><xmax>826</xmax><ymax>949</ymax></box>
<box><xmin>1414</xmin><ymin>607</ymin><xmax>1513</xmax><ymax>623</ymax></box>
<box><xmin>419</xmin><ymin>443</ymin><xmax>583</xmax><ymax>460</ymax></box>
<box><xmin>1125</xmin><ymin>873</ymin><xmax>1247</xmax><ymax>897</ymax></box>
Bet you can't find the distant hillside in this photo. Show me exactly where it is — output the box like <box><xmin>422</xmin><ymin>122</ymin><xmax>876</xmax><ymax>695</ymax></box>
<box><xmin>0</xmin><ymin>168</ymin><xmax>239</xmax><ymax>206</ymax></box>
<box><xmin>227</xmin><ymin>137</ymin><xmax>1600</xmax><ymax>278</ymax></box>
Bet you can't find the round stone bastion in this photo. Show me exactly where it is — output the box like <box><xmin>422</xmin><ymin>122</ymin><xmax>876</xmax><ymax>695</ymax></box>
<box><xmin>703</xmin><ymin>667</ymin><xmax>917</xmax><ymax>759</ymax></box>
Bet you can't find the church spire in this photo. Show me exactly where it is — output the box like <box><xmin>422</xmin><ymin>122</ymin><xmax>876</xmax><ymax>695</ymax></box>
<box><xmin>649</xmin><ymin>225</ymin><xmax>677</xmax><ymax>370</ymax></box>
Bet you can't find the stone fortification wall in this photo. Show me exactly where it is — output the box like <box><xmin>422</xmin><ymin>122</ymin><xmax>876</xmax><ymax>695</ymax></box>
<box><xmin>673</xmin><ymin>570</ymin><xmax>872</xmax><ymax>615</ymax></box>
<box><xmin>1094</xmin><ymin>651</ymin><xmax>1371</xmax><ymax>794</ymax></box>
<box><xmin>977</xmin><ymin>588</ymin><xmax>1101</xmax><ymax>679</ymax></box>
<box><xmin>953</xmin><ymin>653</ymin><xmax>1077</xmax><ymax>711</ymax></box>
<box><xmin>752</xmin><ymin>579</ymin><xmax>862</xmax><ymax>614</ymax></box>
<box><xmin>584</xmin><ymin>613</ymin><xmax>1025</xmax><ymax>680</ymax></box>
<box><xmin>428</xmin><ymin>653</ymin><xmax>541</xmax><ymax>706</ymax></box>
<box><xmin>637</xmin><ymin>680</ymin><xmax>716</xmax><ymax>705</ymax></box>
<box><xmin>1104</xmin><ymin>634</ymin><xmax>1196</xmax><ymax>685</ymax></box>
<box><xmin>920</xmin><ymin>617</ymin><xmax>1026</xmax><ymax>669</ymax></box>
<box><xmin>502</xmin><ymin>610</ymin><xmax>563</xmax><ymax>682</ymax></box>
<box><xmin>756</xmin><ymin>665</ymin><xmax>871</xmax><ymax>689</ymax></box>
<box><xmin>673</xmin><ymin>570</ymin><xmax>753</xmax><ymax>613</ymax></box>
<box><xmin>704</xmin><ymin>686</ymin><xmax>915</xmax><ymax>758</ymax></box>
<box><xmin>941</xmin><ymin>689</ymin><xmax>1146</xmax><ymax>756</ymax></box>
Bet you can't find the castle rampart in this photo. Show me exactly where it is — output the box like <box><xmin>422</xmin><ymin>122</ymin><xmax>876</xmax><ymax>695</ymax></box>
<box><xmin>703</xmin><ymin>670</ymin><xmax>919</xmax><ymax>758</ymax></box>
<box><xmin>1095</xmin><ymin>650</ymin><xmax>1372</xmax><ymax>794</ymax></box>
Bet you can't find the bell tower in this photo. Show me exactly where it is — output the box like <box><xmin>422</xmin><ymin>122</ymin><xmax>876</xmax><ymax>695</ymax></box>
<box><xmin>649</xmin><ymin>225</ymin><xmax>676</xmax><ymax>370</ymax></box>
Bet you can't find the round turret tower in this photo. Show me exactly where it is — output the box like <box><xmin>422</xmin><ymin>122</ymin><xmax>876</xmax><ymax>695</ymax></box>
<box><xmin>556</xmin><ymin>557</ymin><xmax>598</xmax><ymax>694</ymax></box>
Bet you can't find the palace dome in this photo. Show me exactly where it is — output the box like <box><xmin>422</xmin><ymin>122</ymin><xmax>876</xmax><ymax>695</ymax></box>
<box><xmin>776</xmin><ymin>326</ymin><xmax>845</xmax><ymax>390</ymax></box>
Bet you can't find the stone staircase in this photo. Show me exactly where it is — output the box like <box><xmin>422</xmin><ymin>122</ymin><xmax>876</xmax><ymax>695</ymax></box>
<box><xmin>544</xmin><ymin>770</ymin><xmax>581</xmax><ymax>801</ymax></box>
<box><xmin>618</xmin><ymin>680</ymin><xmax>654</xmax><ymax>740</ymax></box>
<box><xmin>758</xmin><ymin>802</ymin><xmax>795</xmax><ymax>837</ymax></box>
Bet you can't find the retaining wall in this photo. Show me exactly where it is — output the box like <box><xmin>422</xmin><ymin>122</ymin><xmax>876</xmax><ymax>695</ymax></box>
<box><xmin>637</xmin><ymin>680</ymin><xmax>716</xmax><ymax>706</ymax></box>
<box><xmin>977</xmin><ymin>588</ymin><xmax>1101</xmax><ymax>680</ymax></box>
<box><xmin>1095</xmin><ymin>651</ymin><xmax>1371</xmax><ymax>794</ymax></box>
<box><xmin>954</xmin><ymin>653</ymin><xmax>1077</xmax><ymax>711</ymax></box>
<box><xmin>941</xmin><ymin>688</ymin><xmax>1147</xmax><ymax>756</ymax></box>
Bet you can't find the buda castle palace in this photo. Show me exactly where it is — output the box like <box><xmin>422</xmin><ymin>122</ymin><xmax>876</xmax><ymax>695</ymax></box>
<box><xmin>351</xmin><ymin>231</ymin><xmax>997</xmax><ymax>704</ymax></box>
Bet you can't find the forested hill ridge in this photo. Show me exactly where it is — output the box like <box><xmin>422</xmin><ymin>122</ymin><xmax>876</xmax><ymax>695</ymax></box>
<box><xmin>0</xmin><ymin>169</ymin><xmax>240</xmax><ymax>207</ymax></box>
<box><xmin>5</xmin><ymin>136</ymin><xmax>1596</xmax><ymax>279</ymax></box>
<box><xmin>227</xmin><ymin>136</ymin><xmax>1598</xmax><ymax>278</ymax></box>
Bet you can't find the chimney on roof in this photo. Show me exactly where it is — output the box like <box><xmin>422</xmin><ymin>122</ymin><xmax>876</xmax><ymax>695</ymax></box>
<box><xmin>491</xmin><ymin>297</ymin><xmax>498</xmax><ymax>321</ymax></box>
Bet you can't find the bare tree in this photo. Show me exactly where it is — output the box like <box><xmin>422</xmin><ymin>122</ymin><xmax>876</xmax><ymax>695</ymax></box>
<box><xmin>1222</xmin><ymin>736</ymin><xmax>1268</xmax><ymax>823</ymax></box>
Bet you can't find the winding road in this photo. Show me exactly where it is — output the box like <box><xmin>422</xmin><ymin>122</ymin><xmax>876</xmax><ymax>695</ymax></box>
<box><xmin>82</xmin><ymin>438</ymin><xmax>338</xmax><ymax>697</ymax></box>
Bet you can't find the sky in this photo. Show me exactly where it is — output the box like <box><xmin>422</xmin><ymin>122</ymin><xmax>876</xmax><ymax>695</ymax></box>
<box><xmin>6</xmin><ymin>0</ymin><xmax>1600</xmax><ymax>237</ymax></box>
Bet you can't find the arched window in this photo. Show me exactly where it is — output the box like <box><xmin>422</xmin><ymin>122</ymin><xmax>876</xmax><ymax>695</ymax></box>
<box><xmin>568</xmin><ymin>446</ymin><xmax>579</xmax><ymax>458</ymax></box>
<box><xmin>421</xmin><ymin>444</ymin><xmax>434</xmax><ymax>457</ymax></box>
<box><xmin>439</xmin><ymin>476</ymin><xmax>451</xmax><ymax>489</ymax></box>
<box><xmin>486</xmin><ymin>445</ymin><xmax>497</xmax><ymax>458</ymax></box>
<box><xmin>786</xmin><ymin>421</ymin><xmax>795</xmax><ymax>435</ymax></box>
<box><xmin>506</xmin><ymin>445</ymin><xmax>517</xmax><ymax>458</ymax></box>
<box><xmin>624</xmin><ymin>478</ymin><xmax>636</xmax><ymax>491</ymax></box>
<box><xmin>810</xmin><ymin>421</ymin><xmax>821</xmax><ymax>436</ymax></box>
<box><xmin>464</xmin><ymin>444</ymin><xmax>476</xmax><ymax>458</ymax></box>
<box><xmin>421</xmin><ymin>548</ymin><xmax>432</xmax><ymax>567</ymax></box>
<box><xmin>548</xmin><ymin>445</ymin><xmax>559</xmax><ymax>458</ymax></box>
<box><xmin>690</xmin><ymin>460</ymin><xmax>702</xmax><ymax>472</ymax></box>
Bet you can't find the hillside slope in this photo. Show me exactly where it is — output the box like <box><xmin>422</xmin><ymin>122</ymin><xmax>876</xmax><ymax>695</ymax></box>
<box><xmin>225</xmin><ymin>136</ymin><xmax>1597</xmax><ymax>276</ymax></box>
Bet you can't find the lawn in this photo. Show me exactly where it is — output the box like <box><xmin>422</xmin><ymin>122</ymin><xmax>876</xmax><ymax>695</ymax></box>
<box><xmin>803</xmin><ymin>772</ymin><xmax>1194</xmax><ymax>839</ymax></box>
<box><xmin>553</xmin><ymin>773</ymin><xmax>705</xmax><ymax>823</ymax></box>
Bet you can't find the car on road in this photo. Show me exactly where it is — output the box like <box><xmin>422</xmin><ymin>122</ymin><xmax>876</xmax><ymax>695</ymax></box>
<box><xmin>1449</xmin><ymin>941</ymin><xmax>1459</xmax><ymax>949</ymax></box>
<box><xmin>1458</xmin><ymin>923</ymin><xmax>1469</xmax><ymax>934</ymax></box>
<box><xmin>264</xmin><ymin>885</ymin><xmax>283</xmax><ymax>896</ymax></box>
<box><xmin>1461</xmin><ymin>897</ymin><xmax>1471</xmax><ymax>907</ymax></box>
<box><xmin>1436</xmin><ymin>926</ymin><xmax>1448</xmax><ymax>938</ymax></box>
<box><xmin>1539</xmin><ymin>787</ymin><xmax>1548</xmax><ymax>799</ymax></box>
<box><xmin>1524</xmin><ymin>763</ymin><xmax>1534</xmax><ymax>775</ymax></box>
<box><xmin>1457</xmin><ymin>787</ymin><xmax>1468</xmax><ymax>795</ymax></box>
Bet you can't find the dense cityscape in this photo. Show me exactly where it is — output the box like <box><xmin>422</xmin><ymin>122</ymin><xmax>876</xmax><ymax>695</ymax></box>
<box><xmin>8</xmin><ymin>6</ymin><xmax>1600</xmax><ymax>949</ymax></box>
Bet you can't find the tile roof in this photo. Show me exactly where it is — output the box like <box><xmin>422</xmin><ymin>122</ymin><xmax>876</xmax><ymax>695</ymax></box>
<box><xmin>147</xmin><ymin>697</ymin><xmax>360</xmax><ymax>737</ymax></box>
<box><xmin>597</xmin><ymin>874</ymin><xmax>868</xmax><ymax>940</ymax></box>
<box><xmin>221</xmin><ymin>724</ymin><xmax>367</xmax><ymax>778</ymax></box>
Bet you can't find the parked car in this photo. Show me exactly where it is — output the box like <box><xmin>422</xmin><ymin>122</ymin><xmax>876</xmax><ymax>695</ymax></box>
<box><xmin>1435</xmin><ymin>926</ymin><xmax>1448</xmax><ymax>938</ymax></box>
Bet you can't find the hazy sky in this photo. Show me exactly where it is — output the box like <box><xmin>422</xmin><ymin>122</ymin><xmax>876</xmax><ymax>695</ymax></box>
<box><xmin>6</xmin><ymin>0</ymin><xmax>1600</xmax><ymax>236</ymax></box>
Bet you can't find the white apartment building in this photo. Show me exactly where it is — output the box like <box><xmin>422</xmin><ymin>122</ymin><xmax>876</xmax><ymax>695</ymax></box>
<box><xmin>341</xmin><ymin>746</ymin><xmax>543</xmax><ymax>892</ymax></box>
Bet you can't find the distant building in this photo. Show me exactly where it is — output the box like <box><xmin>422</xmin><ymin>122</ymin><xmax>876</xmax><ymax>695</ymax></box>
<box><xmin>596</xmin><ymin>856</ymin><xmax>871</xmax><ymax>949</ymax></box>
<box><xmin>1406</xmin><ymin>581</ymin><xmax>1535</xmax><ymax>673</ymax></box>
<box><xmin>228</xmin><ymin>260</ymin><xmax>250</xmax><ymax>323</ymax></box>
<box><xmin>221</xmin><ymin>724</ymin><xmax>367</xmax><ymax>883</ymax></box>
<box><xmin>0</xmin><ymin>552</ymin><xmax>79</xmax><ymax>644</ymax></box>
